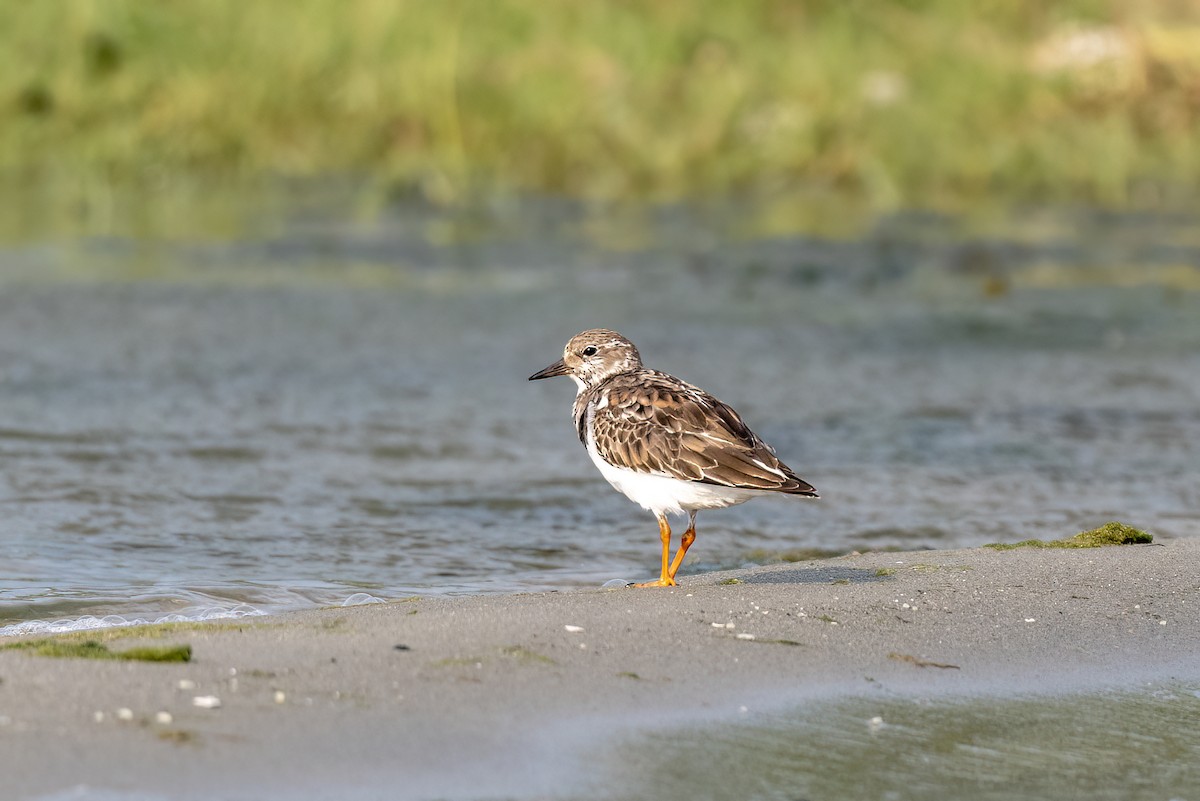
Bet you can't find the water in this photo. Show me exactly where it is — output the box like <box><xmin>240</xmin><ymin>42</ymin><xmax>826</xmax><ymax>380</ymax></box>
<box><xmin>595</xmin><ymin>685</ymin><xmax>1200</xmax><ymax>801</ymax></box>
<box><xmin>2</xmin><ymin>187</ymin><xmax>1199</xmax><ymax>632</ymax></box>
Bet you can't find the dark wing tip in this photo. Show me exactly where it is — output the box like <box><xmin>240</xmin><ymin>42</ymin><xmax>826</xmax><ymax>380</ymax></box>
<box><xmin>779</xmin><ymin>472</ymin><xmax>819</xmax><ymax>497</ymax></box>
<box><xmin>777</xmin><ymin>478</ymin><xmax>818</xmax><ymax>497</ymax></box>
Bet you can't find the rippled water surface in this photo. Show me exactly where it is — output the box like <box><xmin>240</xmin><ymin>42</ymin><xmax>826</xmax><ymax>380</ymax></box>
<box><xmin>2</xmin><ymin>189</ymin><xmax>1199</xmax><ymax>631</ymax></box>
<box><xmin>596</xmin><ymin>685</ymin><xmax>1200</xmax><ymax>801</ymax></box>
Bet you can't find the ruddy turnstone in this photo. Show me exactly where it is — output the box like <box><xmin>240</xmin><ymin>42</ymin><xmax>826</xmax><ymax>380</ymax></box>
<box><xmin>529</xmin><ymin>328</ymin><xmax>818</xmax><ymax>587</ymax></box>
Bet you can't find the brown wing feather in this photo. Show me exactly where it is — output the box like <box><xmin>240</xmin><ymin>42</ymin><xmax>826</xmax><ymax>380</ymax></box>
<box><xmin>588</xmin><ymin>372</ymin><xmax>818</xmax><ymax>496</ymax></box>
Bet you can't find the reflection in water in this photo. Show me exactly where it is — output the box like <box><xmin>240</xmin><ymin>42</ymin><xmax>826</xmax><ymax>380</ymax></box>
<box><xmin>0</xmin><ymin>191</ymin><xmax>1198</xmax><ymax>629</ymax></box>
<box><xmin>599</xmin><ymin>687</ymin><xmax>1200</xmax><ymax>801</ymax></box>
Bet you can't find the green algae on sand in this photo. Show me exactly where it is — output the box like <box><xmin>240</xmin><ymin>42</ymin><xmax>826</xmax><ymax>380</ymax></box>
<box><xmin>1</xmin><ymin>639</ymin><xmax>192</xmax><ymax>663</ymax></box>
<box><xmin>985</xmin><ymin>521</ymin><xmax>1152</xmax><ymax>551</ymax></box>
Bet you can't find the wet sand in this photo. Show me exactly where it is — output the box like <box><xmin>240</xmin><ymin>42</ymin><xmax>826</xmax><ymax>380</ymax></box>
<box><xmin>2</xmin><ymin>538</ymin><xmax>1199</xmax><ymax>800</ymax></box>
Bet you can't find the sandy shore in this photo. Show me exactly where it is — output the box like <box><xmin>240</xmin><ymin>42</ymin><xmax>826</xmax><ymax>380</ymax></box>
<box><xmin>2</xmin><ymin>539</ymin><xmax>1198</xmax><ymax>800</ymax></box>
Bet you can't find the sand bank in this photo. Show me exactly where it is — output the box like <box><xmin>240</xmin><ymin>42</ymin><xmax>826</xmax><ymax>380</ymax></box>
<box><xmin>2</xmin><ymin>539</ymin><xmax>1198</xmax><ymax>800</ymax></box>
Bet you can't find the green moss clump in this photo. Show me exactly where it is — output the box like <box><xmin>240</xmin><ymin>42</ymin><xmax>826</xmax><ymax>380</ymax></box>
<box><xmin>985</xmin><ymin>522</ymin><xmax>1152</xmax><ymax>551</ymax></box>
<box><xmin>718</xmin><ymin>578</ymin><xmax>742</xmax><ymax>585</ymax></box>
<box><xmin>1072</xmin><ymin>522</ymin><xmax>1154</xmax><ymax>546</ymax></box>
<box><xmin>2</xmin><ymin>639</ymin><xmax>192</xmax><ymax>662</ymax></box>
<box><xmin>115</xmin><ymin>644</ymin><xmax>193</xmax><ymax>662</ymax></box>
<box><xmin>30</xmin><ymin>621</ymin><xmax>261</xmax><ymax>644</ymax></box>
<box><xmin>874</xmin><ymin>568</ymin><xmax>897</xmax><ymax>577</ymax></box>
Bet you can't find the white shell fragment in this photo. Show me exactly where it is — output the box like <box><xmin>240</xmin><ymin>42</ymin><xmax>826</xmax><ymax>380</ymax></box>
<box><xmin>116</xmin><ymin>708</ymin><xmax>134</xmax><ymax>721</ymax></box>
<box><xmin>564</xmin><ymin>625</ymin><xmax>584</xmax><ymax>633</ymax></box>
<box><xmin>155</xmin><ymin>711</ymin><xmax>173</xmax><ymax>725</ymax></box>
<box><xmin>192</xmin><ymin>695</ymin><xmax>222</xmax><ymax>709</ymax></box>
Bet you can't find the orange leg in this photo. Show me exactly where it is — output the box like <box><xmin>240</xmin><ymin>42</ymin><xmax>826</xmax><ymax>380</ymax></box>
<box><xmin>667</xmin><ymin>511</ymin><xmax>698</xmax><ymax>580</ymax></box>
<box><xmin>668</xmin><ymin>526</ymin><xmax>696</xmax><ymax>580</ymax></box>
<box><xmin>634</xmin><ymin>515</ymin><xmax>675</xmax><ymax>587</ymax></box>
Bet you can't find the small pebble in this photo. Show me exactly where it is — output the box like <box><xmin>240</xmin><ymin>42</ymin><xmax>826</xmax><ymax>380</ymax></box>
<box><xmin>868</xmin><ymin>716</ymin><xmax>885</xmax><ymax>732</ymax></box>
<box><xmin>155</xmin><ymin>711</ymin><xmax>173</xmax><ymax>725</ymax></box>
<box><xmin>564</xmin><ymin>625</ymin><xmax>584</xmax><ymax>633</ymax></box>
<box><xmin>192</xmin><ymin>695</ymin><xmax>222</xmax><ymax>709</ymax></box>
<box><xmin>1160</xmin><ymin>620</ymin><xmax>1167</xmax><ymax>626</ymax></box>
<box><xmin>92</xmin><ymin>711</ymin><xmax>105</xmax><ymax>723</ymax></box>
<box><xmin>177</xmin><ymin>679</ymin><xmax>197</xmax><ymax>691</ymax></box>
<box><xmin>274</xmin><ymin>691</ymin><xmax>286</xmax><ymax>704</ymax></box>
<box><xmin>116</xmin><ymin>708</ymin><xmax>134</xmax><ymax>721</ymax></box>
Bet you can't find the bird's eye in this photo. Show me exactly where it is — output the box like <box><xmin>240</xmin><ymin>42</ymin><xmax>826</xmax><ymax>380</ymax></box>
<box><xmin>581</xmin><ymin>346</ymin><xmax>598</xmax><ymax>357</ymax></box>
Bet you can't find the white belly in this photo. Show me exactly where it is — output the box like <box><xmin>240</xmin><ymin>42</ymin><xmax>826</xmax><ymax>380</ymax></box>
<box><xmin>585</xmin><ymin>432</ymin><xmax>760</xmax><ymax>517</ymax></box>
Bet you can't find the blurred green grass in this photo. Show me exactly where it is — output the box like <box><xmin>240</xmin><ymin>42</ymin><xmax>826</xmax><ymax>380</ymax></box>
<box><xmin>4</xmin><ymin>0</ymin><xmax>1200</xmax><ymax>209</ymax></box>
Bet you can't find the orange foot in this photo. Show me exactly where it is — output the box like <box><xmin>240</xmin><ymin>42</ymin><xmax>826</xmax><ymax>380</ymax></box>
<box><xmin>632</xmin><ymin>577</ymin><xmax>676</xmax><ymax>588</ymax></box>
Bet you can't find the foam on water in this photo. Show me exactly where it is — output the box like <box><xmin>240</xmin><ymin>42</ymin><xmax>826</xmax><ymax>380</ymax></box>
<box><xmin>0</xmin><ymin>604</ymin><xmax>266</xmax><ymax>638</ymax></box>
<box><xmin>340</xmin><ymin>592</ymin><xmax>388</xmax><ymax>606</ymax></box>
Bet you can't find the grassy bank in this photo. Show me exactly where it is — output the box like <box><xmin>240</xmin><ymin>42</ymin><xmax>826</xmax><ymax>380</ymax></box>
<box><xmin>4</xmin><ymin>1</ymin><xmax>1200</xmax><ymax>209</ymax></box>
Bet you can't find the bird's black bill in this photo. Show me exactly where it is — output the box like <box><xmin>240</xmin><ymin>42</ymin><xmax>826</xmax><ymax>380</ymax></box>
<box><xmin>528</xmin><ymin>358</ymin><xmax>569</xmax><ymax>381</ymax></box>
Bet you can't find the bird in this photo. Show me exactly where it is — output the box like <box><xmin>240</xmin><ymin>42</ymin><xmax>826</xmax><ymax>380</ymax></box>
<box><xmin>529</xmin><ymin>328</ymin><xmax>818</xmax><ymax>587</ymax></box>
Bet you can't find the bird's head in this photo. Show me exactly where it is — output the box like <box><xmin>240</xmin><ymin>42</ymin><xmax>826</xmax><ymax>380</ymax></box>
<box><xmin>528</xmin><ymin>328</ymin><xmax>643</xmax><ymax>391</ymax></box>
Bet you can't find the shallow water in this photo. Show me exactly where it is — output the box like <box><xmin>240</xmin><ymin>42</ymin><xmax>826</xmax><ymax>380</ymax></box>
<box><xmin>1</xmin><ymin>188</ymin><xmax>1199</xmax><ymax>631</ymax></box>
<box><xmin>594</xmin><ymin>684</ymin><xmax>1200</xmax><ymax>801</ymax></box>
